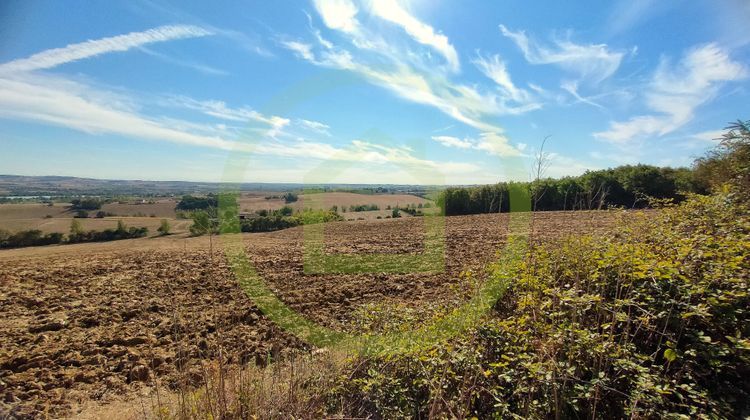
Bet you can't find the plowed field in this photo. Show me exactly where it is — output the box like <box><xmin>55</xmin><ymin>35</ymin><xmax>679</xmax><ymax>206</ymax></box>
<box><xmin>0</xmin><ymin>211</ymin><xmax>621</xmax><ymax>418</ymax></box>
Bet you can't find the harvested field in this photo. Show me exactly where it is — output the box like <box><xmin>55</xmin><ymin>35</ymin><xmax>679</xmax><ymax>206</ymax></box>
<box><xmin>0</xmin><ymin>201</ymin><xmax>187</xmax><ymax>235</ymax></box>
<box><xmin>0</xmin><ymin>217</ymin><xmax>191</xmax><ymax>236</ymax></box>
<box><xmin>239</xmin><ymin>192</ymin><xmax>430</xmax><ymax>213</ymax></box>
<box><xmin>0</xmin><ymin>210</ymin><xmax>621</xmax><ymax>418</ymax></box>
<box><xmin>0</xmin><ymin>203</ymin><xmax>70</xmax><ymax>220</ymax></box>
<box><xmin>100</xmin><ymin>200</ymin><xmax>178</xmax><ymax>218</ymax></box>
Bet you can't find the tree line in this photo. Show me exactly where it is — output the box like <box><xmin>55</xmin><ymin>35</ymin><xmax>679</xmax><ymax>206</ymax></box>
<box><xmin>0</xmin><ymin>219</ymin><xmax>149</xmax><ymax>249</ymax></box>
<box><xmin>438</xmin><ymin>164</ymin><xmax>707</xmax><ymax>216</ymax></box>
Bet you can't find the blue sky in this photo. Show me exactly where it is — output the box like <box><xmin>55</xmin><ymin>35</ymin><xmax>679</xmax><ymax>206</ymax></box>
<box><xmin>0</xmin><ymin>0</ymin><xmax>748</xmax><ymax>185</ymax></box>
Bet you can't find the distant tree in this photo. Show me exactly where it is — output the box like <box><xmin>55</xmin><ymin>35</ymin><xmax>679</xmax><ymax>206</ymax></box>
<box><xmin>70</xmin><ymin>198</ymin><xmax>102</xmax><ymax>210</ymax></box>
<box><xmin>283</xmin><ymin>192</ymin><xmax>299</xmax><ymax>203</ymax></box>
<box><xmin>189</xmin><ymin>211</ymin><xmax>214</xmax><ymax>236</ymax></box>
<box><xmin>70</xmin><ymin>219</ymin><xmax>83</xmax><ymax>237</ymax></box>
<box><xmin>116</xmin><ymin>220</ymin><xmax>127</xmax><ymax>234</ymax></box>
<box><xmin>95</xmin><ymin>211</ymin><xmax>106</xmax><ymax>218</ymax></box>
<box><xmin>175</xmin><ymin>194</ymin><xmax>218</xmax><ymax>211</ymax></box>
<box><xmin>392</xmin><ymin>207</ymin><xmax>401</xmax><ymax>218</ymax></box>
<box><xmin>74</xmin><ymin>210</ymin><xmax>89</xmax><ymax>218</ymax></box>
<box><xmin>157</xmin><ymin>219</ymin><xmax>171</xmax><ymax>236</ymax></box>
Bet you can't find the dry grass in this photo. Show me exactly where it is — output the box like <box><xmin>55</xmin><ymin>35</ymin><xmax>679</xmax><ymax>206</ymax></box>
<box><xmin>101</xmin><ymin>200</ymin><xmax>178</xmax><ymax>218</ymax></box>
<box><xmin>71</xmin><ymin>349</ymin><xmax>350</xmax><ymax>420</ymax></box>
<box><xmin>0</xmin><ymin>202</ymin><xmax>70</xmax><ymax>219</ymax></box>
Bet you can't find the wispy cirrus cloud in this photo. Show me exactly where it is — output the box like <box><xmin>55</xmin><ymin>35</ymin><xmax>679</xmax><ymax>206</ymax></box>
<box><xmin>0</xmin><ymin>75</ymin><xmax>235</xmax><ymax>150</ymax></box>
<box><xmin>499</xmin><ymin>24</ymin><xmax>625</xmax><ymax>85</ymax></box>
<box><xmin>281</xmin><ymin>40</ymin><xmax>315</xmax><ymax>61</ymax></box>
<box><xmin>472</xmin><ymin>53</ymin><xmax>534</xmax><ymax>104</ymax></box>
<box><xmin>298</xmin><ymin>119</ymin><xmax>331</xmax><ymax>136</ymax></box>
<box><xmin>278</xmin><ymin>1</ymin><xmax>540</xmax><ymax>156</ymax></box>
<box><xmin>0</xmin><ymin>25</ymin><xmax>212</xmax><ymax>74</ymax></box>
<box><xmin>166</xmin><ymin>95</ymin><xmax>290</xmax><ymax>127</ymax></box>
<box><xmin>432</xmin><ymin>135</ymin><xmax>474</xmax><ymax>149</ymax></box>
<box><xmin>139</xmin><ymin>46</ymin><xmax>228</xmax><ymax>76</ymax></box>
<box><xmin>431</xmin><ymin>132</ymin><xmax>522</xmax><ymax>157</ymax></box>
<box><xmin>0</xmin><ymin>72</ymin><xmax>474</xmax><ymax>175</ymax></box>
<box><xmin>0</xmin><ymin>26</ymin><xmax>476</xmax><ymax>180</ymax></box>
<box><xmin>594</xmin><ymin>43</ymin><xmax>746</xmax><ymax>143</ymax></box>
<box><xmin>368</xmin><ymin>0</ymin><xmax>460</xmax><ymax>72</ymax></box>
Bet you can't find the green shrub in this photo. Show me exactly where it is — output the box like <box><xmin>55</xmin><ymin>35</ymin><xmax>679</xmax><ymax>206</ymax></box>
<box><xmin>157</xmin><ymin>219</ymin><xmax>171</xmax><ymax>235</ymax></box>
<box><xmin>241</xmin><ymin>215</ymin><xmax>300</xmax><ymax>233</ymax></box>
<box><xmin>349</xmin><ymin>204</ymin><xmax>380</xmax><ymax>212</ymax></box>
<box><xmin>70</xmin><ymin>198</ymin><xmax>102</xmax><ymax>210</ymax></box>
<box><xmin>694</xmin><ymin>119</ymin><xmax>750</xmax><ymax>197</ymax></box>
<box><xmin>189</xmin><ymin>210</ymin><xmax>216</xmax><ymax>236</ymax></box>
<box><xmin>332</xmin><ymin>192</ymin><xmax>750</xmax><ymax>418</ymax></box>
<box><xmin>0</xmin><ymin>230</ymin><xmax>64</xmax><ymax>248</ymax></box>
<box><xmin>240</xmin><ymin>210</ymin><xmax>342</xmax><ymax>233</ymax></box>
<box><xmin>175</xmin><ymin>194</ymin><xmax>217</xmax><ymax>211</ymax></box>
<box><xmin>276</xmin><ymin>206</ymin><xmax>294</xmax><ymax>217</ymax></box>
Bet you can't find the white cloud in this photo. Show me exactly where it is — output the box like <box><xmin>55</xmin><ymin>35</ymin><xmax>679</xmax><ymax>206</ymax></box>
<box><xmin>690</xmin><ymin>130</ymin><xmax>724</xmax><ymax>142</ymax></box>
<box><xmin>499</xmin><ymin>24</ymin><xmax>624</xmax><ymax>84</ymax></box>
<box><xmin>313</xmin><ymin>0</ymin><xmax>360</xmax><ymax>33</ymax></box>
<box><xmin>298</xmin><ymin>119</ymin><xmax>331</xmax><ymax>135</ymax></box>
<box><xmin>0</xmin><ymin>75</ymin><xmax>235</xmax><ymax>150</ymax></box>
<box><xmin>294</xmin><ymin>0</ymin><xmax>540</xmax><ymax>141</ymax></box>
<box><xmin>0</xmin><ymin>74</ymin><xmax>471</xmax><ymax>179</ymax></box>
<box><xmin>431</xmin><ymin>135</ymin><xmax>473</xmax><ymax>149</ymax></box>
<box><xmin>473</xmin><ymin>53</ymin><xmax>534</xmax><ymax>104</ymax></box>
<box><xmin>167</xmin><ymin>96</ymin><xmax>288</xmax><ymax>125</ymax></box>
<box><xmin>368</xmin><ymin>0</ymin><xmax>460</xmax><ymax>71</ymax></box>
<box><xmin>475</xmin><ymin>132</ymin><xmax>520</xmax><ymax>157</ymax></box>
<box><xmin>430</xmin><ymin>132</ymin><xmax>521</xmax><ymax>157</ymax></box>
<box><xmin>0</xmin><ymin>25</ymin><xmax>212</xmax><ymax>74</ymax></box>
<box><xmin>594</xmin><ymin>43</ymin><xmax>746</xmax><ymax>143</ymax></box>
<box><xmin>138</xmin><ymin>47</ymin><xmax>228</xmax><ymax>76</ymax></box>
<box><xmin>560</xmin><ymin>80</ymin><xmax>604</xmax><ymax>109</ymax></box>
<box><xmin>0</xmin><ymin>22</ymin><xmax>485</xmax><ymax>183</ymax></box>
<box><xmin>281</xmin><ymin>40</ymin><xmax>315</xmax><ymax>61</ymax></box>
<box><xmin>287</xmin><ymin>35</ymin><xmax>536</xmax><ymax>135</ymax></box>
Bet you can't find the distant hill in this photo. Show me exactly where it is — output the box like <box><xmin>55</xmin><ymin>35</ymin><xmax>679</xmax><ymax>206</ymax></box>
<box><xmin>0</xmin><ymin>175</ymin><xmax>439</xmax><ymax>197</ymax></box>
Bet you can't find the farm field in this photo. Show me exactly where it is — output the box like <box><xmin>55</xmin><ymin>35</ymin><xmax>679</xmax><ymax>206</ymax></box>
<box><xmin>0</xmin><ymin>210</ymin><xmax>620</xmax><ymax>418</ymax></box>
<box><xmin>240</xmin><ymin>192</ymin><xmax>432</xmax><ymax>220</ymax></box>
<box><xmin>0</xmin><ymin>192</ymin><xmax>430</xmax><ymax>236</ymax></box>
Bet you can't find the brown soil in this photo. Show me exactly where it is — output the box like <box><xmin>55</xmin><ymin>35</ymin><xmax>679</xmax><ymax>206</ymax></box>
<box><xmin>0</xmin><ymin>210</ymin><xmax>620</xmax><ymax>418</ymax></box>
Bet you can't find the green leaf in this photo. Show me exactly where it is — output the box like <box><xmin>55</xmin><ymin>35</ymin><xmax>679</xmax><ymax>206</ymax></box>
<box><xmin>664</xmin><ymin>348</ymin><xmax>678</xmax><ymax>363</ymax></box>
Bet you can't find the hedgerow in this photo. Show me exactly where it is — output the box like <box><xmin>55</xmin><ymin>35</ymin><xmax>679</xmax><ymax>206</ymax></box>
<box><xmin>240</xmin><ymin>210</ymin><xmax>343</xmax><ymax>233</ymax></box>
<box><xmin>332</xmin><ymin>191</ymin><xmax>750</xmax><ymax>419</ymax></box>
